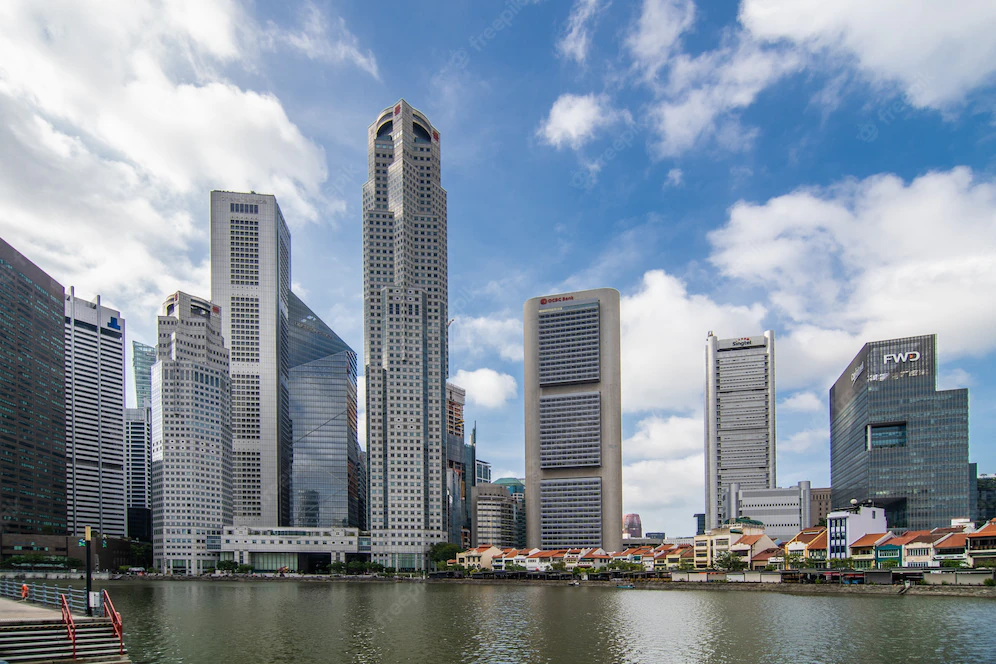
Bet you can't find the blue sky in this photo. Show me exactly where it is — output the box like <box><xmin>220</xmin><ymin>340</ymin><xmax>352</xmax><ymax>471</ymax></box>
<box><xmin>1</xmin><ymin>0</ymin><xmax>995</xmax><ymax>536</ymax></box>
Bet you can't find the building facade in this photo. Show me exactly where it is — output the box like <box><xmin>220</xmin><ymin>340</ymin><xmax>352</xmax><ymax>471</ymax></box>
<box><xmin>210</xmin><ymin>191</ymin><xmax>293</xmax><ymax>528</ymax></box>
<box><xmin>221</xmin><ymin>526</ymin><xmax>368</xmax><ymax>573</ymax></box>
<box><xmin>494</xmin><ymin>477</ymin><xmax>526</xmax><ymax>548</ymax></box>
<box><xmin>830</xmin><ymin>334</ymin><xmax>970</xmax><ymax>530</ymax></box>
<box><xmin>826</xmin><ymin>504</ymin><xmax>886</xmax><ymax>560</ymax></box>
<box><xmin>726</xmin><ymin>481</ymin><xmax>811</xmax><ymax>543</ymax></box>
<box><xmin>132</xmin><ymin>341</ymin><xmax>156</xmax><ymax>408</ymax></box>
<box><xmin>0</xmin><ymin>238</ymin><xmax>66</xmax><ymax>535</ymax></box>
<box><xmin>623</xmin><ymin>514</ymin><xmax>643</xmax><ymax>539</ymax></box>
<box><xmin>125</xmin><ymin>407</ymin><xmax>152</xmax><ymax>541</ymax></box>
<box><xmin>810</xmin><ymin>487</ymin><xmax>832</xmax><ymax>527</ymax></box>
<box><xmin>65</xmin><ymin>288</ymin><xmax>126</xmax><ymax>537</ymax></box>
<box><xmin>524</xmin><ymin>288</ymin><xmax>623</xmax><ymax>552</ymax></box>
<box><xmin>473</xmin><ymin>483</ymin><xmax>517</xmax><ymax>549</ymax></box>
<box><xmin>444</xmin><ymin>383</ymin><xmax>471</xmax><ymax>545</ymax></box>
<box><xmin>287</xmin><ymin>292</ymin><xmax>365</xmax><ymax>530</ymax></box>
<box><xmin>151</xmin><ymin>292</ymin><xmax>233</xmax><ymax>574</ymax></box>
<box><xmin>704</xmin><ymin>331</ymin><xmax>776</xmax><ymax>531</ymax></box>
<box><xmin>363</xmin><ymin>100</ymin><xmax>449</xmax><ymax>570</ymax></box>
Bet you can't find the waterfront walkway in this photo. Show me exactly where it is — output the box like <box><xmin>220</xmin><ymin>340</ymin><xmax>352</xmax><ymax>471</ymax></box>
<box><xmin>0</xmin><ymin>596</ymin><xmax>63</xmax><ymax>622</ymax></box>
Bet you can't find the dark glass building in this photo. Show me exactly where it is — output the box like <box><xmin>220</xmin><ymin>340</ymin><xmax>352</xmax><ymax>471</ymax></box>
<box><xmin>287</xmin><ymin>293</ymin><xmax>366</xmax><ymax>530</ymax></box>
<box><xmin>976</xmin><ymin>471</ymin><xmax>996</xmax><ymax>523</ymax></box>
<box><xmin>830</xmin><ymin>334</ymin><xmax>970</xmax><ymax>530</ymax></box>
<box><xmin>0</xmin><ymin>237</ymin><xmax>66</xmax><ymax>535</ymax></box>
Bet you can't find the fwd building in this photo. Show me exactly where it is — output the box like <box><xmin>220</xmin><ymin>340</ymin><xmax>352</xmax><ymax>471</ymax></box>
<box><xmin>830</xmin><ymin>334</ymin><xmax>970</xmax><ymax>530</ymax></box>
<box><xmin>524</xmin><ymin>289</ymin><xmax>622</xmax><ymax>553</ymax></box>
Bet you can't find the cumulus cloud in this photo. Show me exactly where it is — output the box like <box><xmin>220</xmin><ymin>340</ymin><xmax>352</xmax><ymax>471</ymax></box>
<box><xmin>740</xmin><ymin>0</ymin><xmax>996</xmax><ymax>109</ymax></box>
<box><xmin>665</xmin><ymin>167</ymin><xmax>684</xmax><ymax>187</ymax></box>
<box><xmin>780</xmin><ymin>428</ymin><xmax>827</xmax><ymax>454</ymax></box>
<box><xmin>621</xmin><ymin>270</ymin><xmax>766</xmax><ymax>412</ymax></box>
<box><xmin>778</xmin><ymin>391</ymin><xmax>824</xmax><ymax>413</ymax></box>
<box><xmin>557</xmin><ymin>0</ymin><xmax>608</xmax><ymax>65</ymax></box>
<box><xmin>274</xmin><ymin>2</ymin><xmax>379</xmax><ymax>79</ymax></box>
<box><xmin>449</xmin><ymin>314</ymin><xmax>524</xmax><ymax>362</ymax></box>
<box><xmin>451</xmin><ymin>368</ymin><xmax>518</xmax><ymax>409</ymax></box>
<box><xmin>709</xmin><ymin>167</ymin><xmax>996</xmax><ymax>391</ymax></box>
<box><xmin>625</xmin><ymin>0</ymin><xmax>696</xmax><ymax>81</ymax></box>
<box><xmin>537</xmin><ymin>93</ymin><xmax>632</xmax><ymax>150</ymax></box>
<box><xmin>0</xmin><ymin>0</ymin><xmax>371</xmax><ymax>348</ymax></box>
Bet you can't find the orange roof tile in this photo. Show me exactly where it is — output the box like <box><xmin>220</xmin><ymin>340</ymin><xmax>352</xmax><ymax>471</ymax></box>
<box><xmin>809</xmin><ymin>531</ymin><xmax>828</xmax><ymax>549</ymax></box>
<box><xmin>790</xmin><ymin>528</ymin><xmax>826</xmax><ymax>545</ymax></box>
<box><xmin>882</xmin><ymin>531</ymin><xmax>930</xmax><ymax>547</ymax></box>
<box><xmin>751</xmin><ymin>547</ymin><xmax>782</xmax><ymax>561</ymax></box>
<box><xmin>967</xmin><ymin>521</ymin><xmax>996</xmax><ymax>538</ymax></box>
<box><xmin>736</xmin><ymin>534</ymin><xmax>763</xmax><ymax>546</ymax></box>
<box><xmin>937</xmin><ymin>533</ymin><xmax>969</xmax><ymax>548</ymax></box>
<box><xmin>851</xmin><ymin>533</ymin><xmax>889</xmax><ymax>548</ymax></box>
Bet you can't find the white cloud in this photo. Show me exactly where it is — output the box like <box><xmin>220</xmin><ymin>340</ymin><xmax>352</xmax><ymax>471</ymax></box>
<box><xmin>537</xmin><ymin>93</ymin><xmax>632</xmax><ymax>150</ymax></box>
<box><xmin>624</xmin><ymin>414</ymin><xmax>702</xmax><ymax>462</ymax></box>
<box><xmin>780</xmin><ymin>428</ymin><xmax>826</xmax><ymax>454</ymax></box>
<box><xmin>778</xmin><ymin>391</ymin><xmax>824</xmax><ymax>413</ymax></box>
<box><xmin>449</xmin><ymin>314</ymin><xmax>523</xmax><ymax>362</ymax></box>
<box><xmin>0</xmin><ymin>0</ymin><xmax>349</xmax><ymax>347</ymax></box>
<box><xmin>451</xmin><ymin>368</ymin><xmax>518</xmax><ymax>409</ymax></box>
<box><xmin>938</xmin><ymin>368</ymin><xmax>975</xmax><ymax>391</ymax></box>
<box><xmin>665</xmin><ymin>167</ymin><xmax>684</xmax><ymax>187</ymax></box>
<box><xmin>625</xmin><ymin>0</ymin><xmax>696</xmax><ymax>81</ymax></box>
<box><xmin>740</xmin><ymin>0</ymin><xmax>996</xmax><ymax>109</ymax></box>
<box><xmin>709</xmin><ymin>168</ymin><xmax>996</xmax><ymax>384</ymax></box>
<box><xmin>557</xmin><ymin>0</ymin><xmax>607</xmax><ymax>65</ymax></box>
<box><xmin>621</xmin><ymin>270</ymin><xmax>767</xmax><ymax>412</ymax></box>
<box><xmin>647</xmin><ymin>35</ymin><xmax>801</xmax><ymax>157</ymax></box>
<box><xmin>275</xmin><ymin>2</ymin><xmax>379</xmax><ymax>79</ymax></box>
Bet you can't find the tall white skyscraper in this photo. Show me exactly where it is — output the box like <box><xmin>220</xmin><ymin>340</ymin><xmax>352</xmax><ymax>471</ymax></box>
<box><xmin>523</xmin><ymin>288</ymin><xmax>623</xmax><ymax>553</ymax></box>
<box><xmin>364</xmin><ymin>100</ymin><xmax>449</xmax><ymax>570</ymax></box>
<box><xmin>64</xmin><ymin>288</ymin><xmax>126</xmax><ymax>537</ymax></box>
<box><xmin>151</xmin><ymin>292</ymin><xmax>232</xmax><ymax>574</ymax></box>
<box><xmin>704</xmin><ymin>331</ymin><xmax>776</xmax><ymax>531</ymax></box>
<box><xmin>210</xmin><ymin>191</ymin><xmax>292</xmax><ymax>527</ymax></box>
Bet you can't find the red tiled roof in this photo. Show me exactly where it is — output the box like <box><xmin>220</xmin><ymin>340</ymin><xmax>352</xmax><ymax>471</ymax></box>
<box><xmin>789</xmin><ymin>528</ymin><xmax>826</xmax><ymax>545</ymax></box>
<box><xmin>809</xmin><ymin>531</ymin><xmax>828</xmax><ymax>549</ymax></box>
<box><xmin>882</xmin><ymin>531</ymin><xmax>930</xmax><ymax>547</ymax></box>
<box><xmin>751</xmin><ymin>547</ymin><xmax>782</xmax><ymax>562</ymax></box>
<box><xmin>851</xmin><ymin>533</ymin><xmax>889</xmax><ymax>548</ymax></box>
<box><xmin>967</xmin><ymin>521</ymin><xmax>996</xmax><ymax>538</ymax></box>
<box><xmin>736</xmin><ymin>534</ymin><xmax>764</xmax><ymax>546</ymax></box>
<box><xmin>937</xmin><ymin>533</ymin><xmax>969</xmax><ymax>548</ymax></box>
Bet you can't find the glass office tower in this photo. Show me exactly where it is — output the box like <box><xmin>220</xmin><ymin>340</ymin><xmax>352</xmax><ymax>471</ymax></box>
<box><xmin>287</xmin><ymin>292</ymin><xmax>366</xmax><ymax>530</ymax></box>
<box><xmin>830</xmin><ymin>334</ymin><xmax>970</xmax><ymax>530</ymax></box>
<box><xmin>0</xmin><ymin>238</ymin><xmax>66</xmax><ymax>535</ymax></box>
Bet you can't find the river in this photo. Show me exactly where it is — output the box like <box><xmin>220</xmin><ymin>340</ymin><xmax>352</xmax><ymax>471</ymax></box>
<box><xmin>99</xmin><ymin>580</ymin><xmax>995</xmax><ymax>663</ymax></box>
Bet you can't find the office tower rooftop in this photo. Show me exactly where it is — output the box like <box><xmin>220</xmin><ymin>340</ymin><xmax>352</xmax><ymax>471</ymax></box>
<box><xmin>704</xmin><ymin>331</ymin><xmax>776</xmax><ymax>532</ymax></box>
<box><xmin>133</xmin><ymin>341</ymin><xmax>156</xmax><ymax>408</ymax></box>
<box><xmin>524</xmin><ymin>288</ymin><xmax>622</xmax><ymax>553</ymax></box>
<box><xmin>0</xmin><ymin>237</ymin><xmax>66</xmax><ymax>535</ymax></box>
<box><xmin>65</xmin><ymin>287</ymin><xmax>126</xmax><ymax>537</ymax></box>
<box><xmin>363</xmin><ymin>100</ymin><xmax>449</xmax><ymax>570</ymax></box>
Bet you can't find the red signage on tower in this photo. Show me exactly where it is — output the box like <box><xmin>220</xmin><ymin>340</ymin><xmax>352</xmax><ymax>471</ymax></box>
<box><xmin>394</xmin><ymin>104</ymin><xmax>401</xmax><ymax>115</ymax></box>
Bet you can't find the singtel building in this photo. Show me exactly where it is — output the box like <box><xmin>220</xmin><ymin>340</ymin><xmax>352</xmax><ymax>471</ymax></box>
<box><xmin>830</xmin><ymin>334</ymin><xmax>970</xmax><ymax>530</ymax></box>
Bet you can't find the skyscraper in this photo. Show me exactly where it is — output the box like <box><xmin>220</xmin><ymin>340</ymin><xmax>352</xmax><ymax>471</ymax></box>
<box><xmin>623</xmin><ymin>513</ymin><xmax>643</xmax><ymax>539</ymax></box>
<box><xmin>287</xmin><ymin>292</ymin><xmax>365</xmax><ymax>530</ymax></box>
<box><xmin>65</xmin><ymin>288</ymin><xmax>126</xmax><ymax>537</ymax></box>
<box><xmin>363</xmin><ymin>100</ymin><xmax>449</xmax><ymax>570</ymax></box>
<box><xmin>830</xmin><ymin>334</ymin><xmax>970</xmax><ymax>530</ymax></box>
<box><xmin>445</xmin><ymin>383</ymin><xmax>470</xmax><ymax>545</ymax></box>
<box><xmin>704</xmin><ymin>331</ymin><xmax>776</xmax><ymax>531</ymax></box>
<box><xmin>524</xmin><ymin>288</ymin><xmax>623</xmax><ymax>553</ymax></box>
<box><xmin>0</xmin><ymin>238</ymin><xmax>66</xmax><ymax>535</ymax></box>
<box><xmin>132</xmin><ymin>341</ymin><xmax>156</xmax><ymax>408</ymax></box>
<box><xmin>125</xmin><ymin>406</ymin><xmax>152</xmax><ymax>541</ymax></box>
<box><xmin>210</xmin><ymin>191</ymin><xmax>292</xmax><ymax>527</ymax></box>
<box><xmin>151</xmin><ymin>292</ymin><xmax>232</xmax><ymax>574</ymax></box>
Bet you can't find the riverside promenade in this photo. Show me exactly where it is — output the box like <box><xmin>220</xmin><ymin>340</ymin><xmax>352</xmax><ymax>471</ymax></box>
<box><xmin>0</xmin><ymin>596</ymin><xmax>63</xmax><ymax>622</ymax></box>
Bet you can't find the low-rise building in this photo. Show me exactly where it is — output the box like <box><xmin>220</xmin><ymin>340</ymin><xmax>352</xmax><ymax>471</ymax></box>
<box><xmin>730</xmin><ymin>534</ymin><xmax>777</xmax><ymax>566</ymax></box>
<box><xmin>693</xmin><ymin>522</ymin><xmax>768</xmax><ymax>569</ymax></box>
<box><xmin>827</xmin><ymin>504</ymin><xmax>887</xmax><ymax>561</ymax></box>
<box><xmin>903</xmin><ymin>532</ymin><xmax>952</xmax><ymax>568</ymax></box>
<box><xmin>966</xmin><ymin>519</ymin><xmax>996</xmax><ymax>567</ymax></box>
<box><xmin>456</xmin><ymin>545</ymin><xmax>505</xmax><ymax>571</ymax></box>
<box><xmin>848</xmin><ymin>533</ymin><xmax>892</xmax><ymax>568</ymax></box>
<box><xmin>726</xmin><ymin>481</ymin><xmax>812</xmax><ymax>543</ymax></box>
<box><xmin>220</xmin><ymin>526</ymin><xmax>369</xmax><ymax>573</ymax></box>
<box><xmin>807</xmin><ymin>530</ymin><xmax>828</xmax><ymax>567</ymax></box>
<box><xmin>875</xmin><ymin>531</ymin><xmax>929</xmax><ymax>568</ymax></box>
<box><xmin>933</xmin><ymin>533</ymin><xmax>970</xmax><ymax>567</ymax></box>
<box><xmin>750</xmin><ymin>547</ymin><xmax>782</xmax><ymax>570</ymax></box>
<box><xmin>784</xmin><ymin>527</ymin><xmax>827</xmax><ymax>566</ymax></box>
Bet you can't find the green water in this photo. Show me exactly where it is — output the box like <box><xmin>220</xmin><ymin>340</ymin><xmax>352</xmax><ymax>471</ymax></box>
<box><xmin>98</xmin><ymin>580</ymin><xmax>995</xmax><ymax>663</ymax></box>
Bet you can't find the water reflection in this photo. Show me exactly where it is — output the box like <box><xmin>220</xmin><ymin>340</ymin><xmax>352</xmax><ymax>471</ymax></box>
<box><xmin>100</xmin><ymin>581</ymin><xmax>996</xmax><ymax>664</ymax></box>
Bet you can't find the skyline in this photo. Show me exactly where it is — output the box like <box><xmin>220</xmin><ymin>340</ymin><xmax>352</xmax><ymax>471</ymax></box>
<box><xmin>1</xmin><ymin>0</ymin><xmax>994</xmax><ymax>535</ymax></box>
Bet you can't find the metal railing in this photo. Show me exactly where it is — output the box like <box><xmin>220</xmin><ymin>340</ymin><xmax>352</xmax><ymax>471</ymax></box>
<box><xmin>60</xmin><ymin>594</ymin><xmax>77</xmax><ymax>659</ymax></box>
<box><xmin>0</xmin><ymin>579</ymin><xmax>87</xmax><ymax>614</ymax></box>
<box><xmin>101</xmin><ymin>589</ymin><xmax>124</xmax><ymax>655</ymax></box>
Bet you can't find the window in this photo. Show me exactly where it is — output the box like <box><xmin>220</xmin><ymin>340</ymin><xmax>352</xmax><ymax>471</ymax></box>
<box><xmin>868</xmin><ymin>423</ymin><xmax>907</xmax><ymax>449</ymax></box>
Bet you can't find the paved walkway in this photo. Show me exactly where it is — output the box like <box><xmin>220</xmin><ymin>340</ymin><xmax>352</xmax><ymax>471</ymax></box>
<box><xmin>0</xmin><ymin>596</ymin><xmax>62</xmax><ymax>622</ymax></box>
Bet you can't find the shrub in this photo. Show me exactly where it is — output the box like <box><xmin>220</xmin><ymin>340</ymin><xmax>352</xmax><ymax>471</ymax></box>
<box><xmin>984</xmin><ymin>578</ymin><xmax>995</xmax><ymax>587</ymax></box>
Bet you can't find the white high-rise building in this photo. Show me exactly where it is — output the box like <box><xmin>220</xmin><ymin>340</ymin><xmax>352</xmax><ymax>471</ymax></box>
<box><xmin>64</xmin><ymin>288</ymin><xmax>126</xmax><ymax>537</ymax></box>
<box><xmin>364</xmin><ymin>100</ymin><xmax>449</xmax><ymax>570</ymax></box>
<box><xmin>704</xmin><ymin>331</ymin><xmax>776</xmax><ymax>531</ymax></box>
<box><xmin>524</xmin><ymin>288</ymin><xmax>623</xmax><ymax>553</ymax></box>
<box><xmin>210</xmin><ymin>191</ymin><xmax>292</xmax><ymax>527</ymax></box>
<box><xmin>151</xmin><ymin>292</ymin><xmax>232</xmax><ymax>574</ymax></box>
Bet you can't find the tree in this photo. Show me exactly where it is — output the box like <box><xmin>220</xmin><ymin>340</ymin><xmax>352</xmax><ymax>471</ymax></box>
<box><xmin>713</xmin><ymin>551</ymin><xmax>748</xmax><ymax>572</ymax></box>
<box><xmin>879</xmin><ymin>560</ymin><xmax>899</xmax><ymax>569</ymax></box>
<box><xmin>217</xmin><ymin>560</ymin><xmax>239</xmax><ymax>572</ymax></box>
<box><xmin>829</xmin><ymin>557</ymin><xmax>855</xmax><ymax>569</ymax></box>
<box><xmin>784</xmin><ymin>552</ymin><xmax>805</xmax><ymax>570</ymax></box>
<box><xmin>941</xmin><ymin>559</ymin><xmax>967</xmax><ymax>569</ymax></box>
<box><xmin>677</xmin><ymin>560</ymin><xmax>694</xmax><ymax>571</ymax></box>
<box><xmin>428</xmin><ymin>542</ymin><xmax>462</xmax><ymax>566</ymax></box>
<box><xmin>550</xmin><ymin>562</ymin><xmax>567</xmax><ymax>572</ymax></box>
<box><xmin>506</xmin><ymin>564</ymin><xmax>526</xmax><ymax>572</ymax></box>
<box><xmin>347</xmin><ymin>560</ymin><xmax>366</xmax><ymax>575</ymax></box>
<box><xmin>236</xmin><ymin>564</ymin><xmax>254</xmax><ymax>574</ymax></box>
<box><xmin>329</xmin><ymin>561</ymin><xmax>346</xmax><ymax>574</ymax></box>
